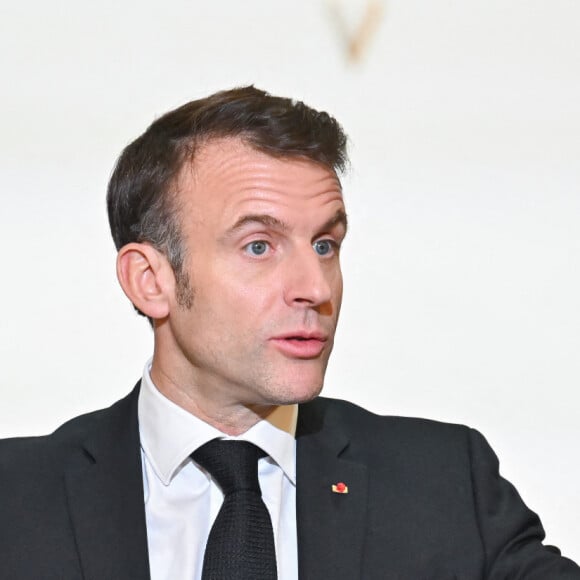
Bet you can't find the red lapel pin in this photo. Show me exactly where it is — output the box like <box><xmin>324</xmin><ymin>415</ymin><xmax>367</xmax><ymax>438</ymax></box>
<box><xmin>332</xmin><ymin>481</ymin><xmax>349</xmax><ymax>494</ymax></box>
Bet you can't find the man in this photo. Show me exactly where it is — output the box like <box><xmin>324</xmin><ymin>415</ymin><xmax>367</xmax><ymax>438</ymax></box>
<box><xmin>1</xmin><ymin>86</ymin><xmax>578</xmax><ymax>579</ymax></box>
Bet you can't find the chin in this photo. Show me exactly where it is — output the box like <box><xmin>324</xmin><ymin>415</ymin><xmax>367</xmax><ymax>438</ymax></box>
<box><xmin>258</xmin><ymin>360</ymin><xmax>328</xmax><ymax>405</ymax></box>
<box><xmin>273</xmin><ymin>377</ymin><xmax>325</xmax><ymax>405</ymax></box>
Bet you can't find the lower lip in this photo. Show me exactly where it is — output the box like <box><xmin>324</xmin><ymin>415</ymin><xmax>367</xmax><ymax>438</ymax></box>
<box><xmin>270</xmin><ymin>338</ymin><xmax>326</xmax><ymax>358</ymax></box>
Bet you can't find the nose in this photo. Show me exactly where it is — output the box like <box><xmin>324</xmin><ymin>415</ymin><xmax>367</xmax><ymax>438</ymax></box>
<box><xmin>283</xmin><ymin>244</ymin><xmax>336</xmax><ymax>311</ymax></box>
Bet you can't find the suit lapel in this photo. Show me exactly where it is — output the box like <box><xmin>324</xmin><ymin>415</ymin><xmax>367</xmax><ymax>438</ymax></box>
<box><xmin>64</xmin><ymin>385</ymin><xmax>151</xmax><ymax>580</ymax></box>
<box><xmin>296</xmin><ymin>399</ymin><xmax>368</xmax><ymax>580</ymax></box>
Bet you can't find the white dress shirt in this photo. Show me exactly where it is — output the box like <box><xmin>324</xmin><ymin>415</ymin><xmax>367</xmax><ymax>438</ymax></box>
<box><xmin>138</xmin><ymin>362</ymin><xmax>299</xmax><ymax>580</ymax></box>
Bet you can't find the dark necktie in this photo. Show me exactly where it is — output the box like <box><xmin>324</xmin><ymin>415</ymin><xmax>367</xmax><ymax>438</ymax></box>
<box><xmin>192</xmin><ymin>439</ymin><xmax>278</xmax><ymax>580</ymax></box>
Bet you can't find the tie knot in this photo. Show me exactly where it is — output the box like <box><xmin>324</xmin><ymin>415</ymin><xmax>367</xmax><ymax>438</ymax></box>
<box><xmin>192</xmin><ymin>440</ymin><xmax>265</xmax><ymax>495</ymax></box>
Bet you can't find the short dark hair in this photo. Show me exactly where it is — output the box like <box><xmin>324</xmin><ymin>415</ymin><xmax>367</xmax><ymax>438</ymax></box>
<box><xmin>106</xmin><ymin>85</ymin><xmax>348</xmax><ymax>316</ymax></box>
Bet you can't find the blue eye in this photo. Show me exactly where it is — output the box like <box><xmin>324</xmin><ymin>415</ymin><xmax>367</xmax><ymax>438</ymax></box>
<box><xmin>313</xmin><ymin>240</ymin><xmax>334</xmax><ymax>256</ymax></box>
<box><xmin>246</xmin><ymin>240</ymin><xmax>269</xmax><ymax>256</ymax></box>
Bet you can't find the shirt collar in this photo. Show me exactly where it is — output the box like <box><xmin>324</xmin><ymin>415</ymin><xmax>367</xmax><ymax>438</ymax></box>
<box><xmin>138</xmin><ymin>360</ymin><xmax>297</xmax><ymax>486</ymax></box>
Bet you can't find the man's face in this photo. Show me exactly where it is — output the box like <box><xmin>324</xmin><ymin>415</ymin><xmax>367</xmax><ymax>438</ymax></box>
<box><xmin>161</xmin><ymin>138</ymin><xmax>346</xmax><ymax>411</ymax></box>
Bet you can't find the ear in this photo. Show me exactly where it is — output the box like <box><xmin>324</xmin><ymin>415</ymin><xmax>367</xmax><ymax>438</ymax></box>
<box><xmin>116</xmin><ymin>243</ymin><xmax>174</xmax><ymax>320</ymax></box>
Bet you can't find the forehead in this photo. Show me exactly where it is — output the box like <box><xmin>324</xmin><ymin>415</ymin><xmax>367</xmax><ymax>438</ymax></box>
<box><xmin>177</xmin><ymin>137</ymin><xmax>344</xmax><ymax>221</ymax></box>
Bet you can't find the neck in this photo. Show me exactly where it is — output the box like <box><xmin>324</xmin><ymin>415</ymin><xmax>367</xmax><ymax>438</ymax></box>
<box><xmin>149</xmin><ymin>361</ymin><xmax>278</xmax><ymax>436</ymax></box>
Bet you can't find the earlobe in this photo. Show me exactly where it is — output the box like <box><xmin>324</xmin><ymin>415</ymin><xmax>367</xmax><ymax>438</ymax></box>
<box><xmin>116</xmin><ymin>243</ymin><xmax>172</xmax><ymax>319</ymax></box>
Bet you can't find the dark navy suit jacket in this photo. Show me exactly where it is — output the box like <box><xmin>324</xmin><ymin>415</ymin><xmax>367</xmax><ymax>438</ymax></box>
<box><xmin>1</xmin><ymin>384</ymin><xmax>578</xmax><ymax>579</ymax></box>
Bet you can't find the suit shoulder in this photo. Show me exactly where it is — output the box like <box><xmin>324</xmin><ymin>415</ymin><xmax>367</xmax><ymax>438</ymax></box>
<box><xmin>302</xmin><ymin>396</ymin><xmax>476</xmax><ymax>453</ymax></box>
<box><xmin>0</xmin><ymin>387</ymin><xmax>138</xmax><ymax>470</ymax></box>
<box><xmin>309</xmin><ymin>395</ymin><xmax>470</xmax><ymax>433</ymax></box>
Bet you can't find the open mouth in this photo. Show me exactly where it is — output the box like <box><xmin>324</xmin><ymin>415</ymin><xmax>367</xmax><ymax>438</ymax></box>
<box><xmin>270</xmin><ymin>335</ymin><xmax>327</xmax><ymax>358</ymax></box>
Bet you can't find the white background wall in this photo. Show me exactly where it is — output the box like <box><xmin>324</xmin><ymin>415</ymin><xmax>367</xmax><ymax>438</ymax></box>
<box><xmin>1</xmin><ymin>0</ymin><xmax>578</xmax><ymax>562</ymax></box>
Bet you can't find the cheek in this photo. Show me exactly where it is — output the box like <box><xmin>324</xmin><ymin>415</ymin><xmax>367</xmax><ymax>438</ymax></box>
<box><xmin>219</xmin><ymin>271</ymin><xmax>281</xmax><ymax>306</ymax></box>
<box><xmin>194</xmin><ymin>280</ymin><xmax>279</xmax><ymax>341</ymax></box>
<box><xmin>327</xmin><ymin>264</ymin><xmax>343</xmax><ymax>294</ymax></box>
<box><xmin>329</xmin><ymin>269</ymin><xmax>343</xmax><ymax>316</ymax></box>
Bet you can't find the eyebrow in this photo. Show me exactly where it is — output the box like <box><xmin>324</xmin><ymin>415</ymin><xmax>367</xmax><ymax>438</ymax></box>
<box><xmin>322</xmin><ymin>209</ymin><xmax>348</xmax><ymax>235</ymax></box>
<box><xmin>225</xmin><ymin>214</ymin><xmax>289</xmax><ymax>236</ymax></box>
<box><xmin>224</xmin><ymin>209</ymin><xmax>348</xmax><ymax>238</ymax></box>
